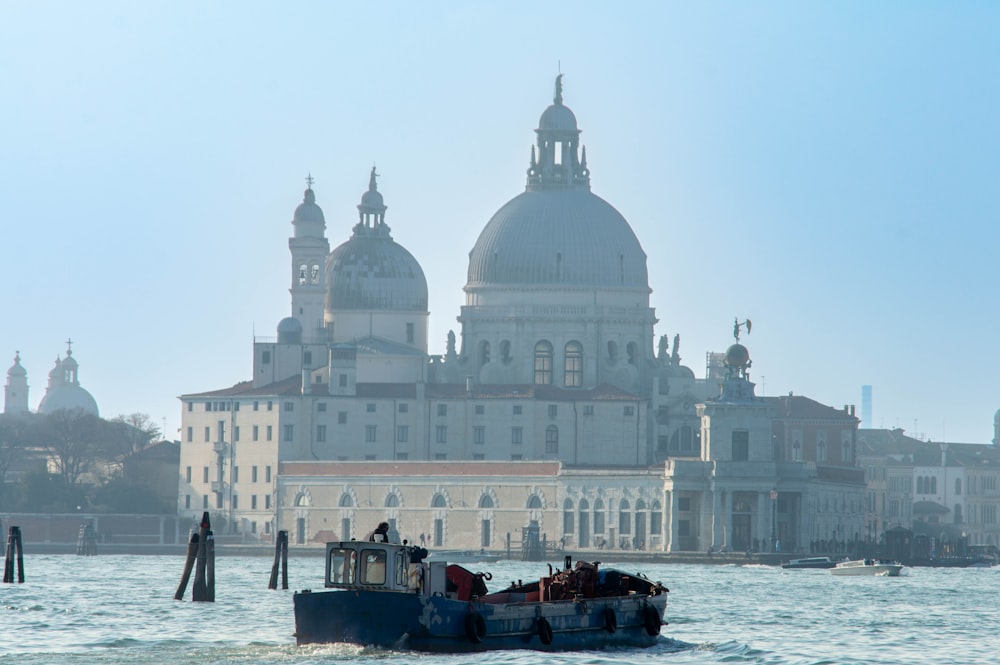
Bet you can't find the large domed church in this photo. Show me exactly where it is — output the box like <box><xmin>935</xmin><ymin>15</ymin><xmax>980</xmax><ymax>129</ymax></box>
<box><xmin>178</xmin><ymin>78</ymin><xmax>864</xmax><ymax>555</ymax></box>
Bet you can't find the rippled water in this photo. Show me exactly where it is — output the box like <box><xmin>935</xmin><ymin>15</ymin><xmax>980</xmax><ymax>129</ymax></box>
<box><xmin>1</xmin><ymin>554</ymin><xmax>997</xmax><ymax>664</ymax></box>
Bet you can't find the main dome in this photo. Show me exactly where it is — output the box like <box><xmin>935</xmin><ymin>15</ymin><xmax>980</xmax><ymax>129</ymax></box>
<box><xmin>467</xmin><ymin>189</ymin><xmax>648</xmax><ymax>288</ymax></box>
<box><xmin>466</xmin><ymin>76</ymin><xmax>649</xmax><ymax>290</ymax></box>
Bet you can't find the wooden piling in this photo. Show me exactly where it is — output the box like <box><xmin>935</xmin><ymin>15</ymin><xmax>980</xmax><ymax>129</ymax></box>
<box><xmin>268</xmin><ymin>530</ymin><xmax>289</xmax><ymax>590</ymax></box>
<box><xmin>174</xmin><ymin>529</ymin><xmax>199</xmax><ymax>600</ymax></box>
<box><xmin>205</xmin><ymin>531</ymin><xmax>215</xmax><ymax>602</ymax></box>
<box><xmin>76</xmin><ymin>520</ymin><xmax>98</xmax><ymax>556</ymax></box>
<box><xmin>3</xmin><ymin>526</ymin><xmax>25</xmax><ymax>584</ymax></box>
<box><xmin>191</xmin><ymin>512</ymin><xmax>212</xmax><ymax>602</ymax></box>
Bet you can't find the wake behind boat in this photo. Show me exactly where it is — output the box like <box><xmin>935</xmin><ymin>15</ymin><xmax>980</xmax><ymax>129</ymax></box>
<box><xmin>293</xmin><ymin>540</ymin><xmax>668</xmax><ymax>652</ymax></box>
<box><xmin>831</xmin><ymin>558</ymin><xmax>903</xmax><ymax>577</ymax></box>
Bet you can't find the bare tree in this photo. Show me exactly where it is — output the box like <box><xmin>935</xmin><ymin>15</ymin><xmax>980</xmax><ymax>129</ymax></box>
<box><xmin>37</xmin><ymin>409</ymin><xmax>103</xmax><ymax>486</ymax></box>
<box><xmin>109</xmin><ymin>413</ymin><xmax>161</xmax><ymax>457</ymax></box>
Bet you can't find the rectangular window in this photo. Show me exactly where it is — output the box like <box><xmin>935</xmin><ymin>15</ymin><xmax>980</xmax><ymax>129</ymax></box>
<box><xmin>234</xmin><ymin>426</ymin><xmax>240</xmax><ymax>442</ymax></box>
<box><xmin>338</xmin><ymin>411</ymin><xmax>347</xmax><ymax>424</ymax></box>
<box><xmin>434</xmin><ymin>453</ymin><xmax>447</xmax><ymax>460</ymax></box>
<box><xmin>732</xmin><ymin>430</ymin><xmax>749</xmax><ymax>461</ymax></box>
<box><xmin>185</xmin><ymin>495</ymin><xmax>191</xmax><ymax>509</ymax></box>
<box><xmin>216</xmin><ymin>494</ymin><xmax>223</xmax><ymax>509</ymax></box>
<box><xmin>339</xmin><ymin>374</ymin><xmax>347</xmax><ymax>387</ymax></box>
<box><xmin>396</xmin><ymin>452</ymin><xmax>409</xmax><ymax>460</ymax></box>
<box><xmin>437</xmin><ymin>404</ymin><xmax>447</xmax><ymax>417</ymax></box>
<box><xmin>436</xmin><ymin>425</ymin><xmax>447</xmax><ymax>443</ymax></box>
<box><xmin>624</xmin><ymin>406</ymin><xmax>634</xmax><ymax>416</ymax></box>
<box><xmin>473</xmin><ymin>454</ymin><xmax>485</xmax><ymax>460</ymax></box>
<box><xmin>366</xmin><ymin>425</ymin><xmax>377</xmax><ymax>442</ymax></box>
<box><xmin>512</xmin><ymin>427</ymin><xmax>523</xmax><ymax>445</ymax></box>
<box><xmin>267</xmin><ymin>400</ymin><xmax>273</xmax><ymax>411</ymax></box>
<box><xmin>266</xmin><ymin>425</ymin><xmax>273</xmax><ymax>441</ymax></box>
<box><xmin>187</xmin><ymin>402</ymin><xmax>193</xmax><ymax>412</ymax></box>
<box><xmin>265</xmin><ymin>466</ymin><xmax>272</xmax><ymax>483</ymax></box>
<box><xmin>186</xmin><ymin>426</ymin><xmax>193</xmax><ymax>442</ymax></box>
<box><xmin>233</xmin><ymin>466</ymin><xmax>239</xmax><ymax>483</ymax></box>
<box><xmin>364</xmin><ymin>454</ymin><xmax>376</xmax><ymax>461</ymax></box>
<box><xmin>317</xmin><ymin>424</ymin><xmax>327</xmax><ymax>442</ymax></box>
<box><xmin>185</xmin><ymin>466</ymin><xmax>192</xmax><ymax>483</ymax></box>
<box><xmin>251</xmin><ymin>495</ymin><xmax>258</xmax><ymax>509</ymax></box>
<box><xmin>204</xmin><ymin>426</ymin><xmax>210</xmax><ymax>442</ymax></box>
<box><xmin>397</xmin><ymin>425</ymin><xmax>408</xmax><ymax>443</ymax></box>
<box><xmin>251</xmin><ymin>466</ymin><xmax>258</xmax><ymax>483</ymax></box>
<box><xmin>283</xmin><ymin>424</ymin><xmax>294</xmax><ymax>441</ymax></box>
<box><xmin>284</xmin><ymin>401</ymin><xmax>294</xmax><ymax>412</ymax></box>
<box><xmin>678</xmin><ymin>497</ymin><xmax>691</xmax><ymax>511</ymax></box>
<box><xmin>474</xmin><ymin>426</ymin><xmax>485</xmax><ymax>445</ymax></box>
<box><xmin>399</xmin><ymin>403</ymin><xmax>408</xmax><ymax>413</ymax></box>
<box><xmin>265</xmin><ymin>495</ymin><xmax>271</xmax><ymax>509</ymax></box>
<box><xmin>545</xmin><ymin>427</ymin><xmax>559</xmax><ymax>454</ymax></box>
<box><xmin>261</xmin><ymin>350</ymin><xmax>271</xmax><ymax>364</ymax></box>
<box><xmin>232</xmin><ymin>495</ymin><xmax>238</xmax><ymax>510</ymax></box>
<box><xmin>511</xmin><ymin>454</ymin><xmax>523</xmax><ymax>460</ymax></box>
<box><xmin>203</xmin><ymin>495</ymin><xmax>209</xmax><ymax>509</ymax></box>
<box><xmin>205</xmin><ymin>402</ymin><xmax>212</xmax><ymax>412</ymax></box>
<box><xmin>584</xmin><ymin>405</ymin><xmax>594</xmax><ymax>416</ymax></box>
<box><xmin>234</xmin><ymin>401</ymin><xmax>240</xmax><ymax>411</ymax></box>
<box><xmin>475</xmin><ymin>405</ymin><xmax>485</xmax><ymax>415</ymax></box>
<box><xmin>406</xmin><ymin>322</ymin><xmax>415</xmax><ymax>343</ymax></box>
<box><xmin>548</xmin><ymin>404</ymin><xmax>558</xmax><ymax>418</ymax></box>
<box><xmin>366</xmin><ymin>403</ymin><xmax>376</xmax><ymax>413</ymax></box>
<box><xmin>203</xmin><ymin>467</ymin><xmax>209</xmax><ymax>483</ymax></box>
<box><xmin>217</xmin><ymin>420</ymin><xmax>225</xmax><ymax>442</ymax></box>
<box><xmin>253</xmin><ymin>425</ymin><xmax>259</xmax><ymax>441</ymax></box>
<box><xmin>253</xmin><ymin>400</ymin><xmax>259</xmax><ymax>411</ymax></box>
<box><xmin>317</xmin><ymin>402</ymin><xmax>327</xmax><ymax>412</ymax></box>
<box><xmin>303</xmin><ymin>350</ymin><xmax>312</xmax><ymax>365</ymax></box>
<box><xmin>513</xmin><ymin>405</ymin><xmax>522</xmax><ymax>415</ymax></box>
<box><xmin>678</xmin><ymin>520</ymin><xmax>690</xmax><ymax>537</ymax></box>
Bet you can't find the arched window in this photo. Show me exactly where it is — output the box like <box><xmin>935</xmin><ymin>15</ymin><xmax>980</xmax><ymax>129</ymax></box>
<box><xmin>338</xmin><ymin>494</ymin><xmax>353</xmax><ymax>507</ymax></box>
<box><xmin>594</xmin><ymin>498</ymin><xmax>605</xmax><ymax>534</ymax></box>
<box><xmin>545</xmin><ymin>425</ymin><xmax>559</xmax><ymax>454</ymax></box>
<box><xmin>500</xmin><ymin>340</ymin><xmax>512</xmax><ymax>364</ymax></box>
<box><xmin>818</xmin><ymin>440</ymin><xmax>827</xmax><ymax>463</ymax></box>
<box><xmin>607</xmin><ymin>341</ymin><xmax>618</xmax><ymax>362</ymax></box>
<box><xmin>650</xmin><ymin>500</ymin><xmax>662</xmax><ymax>535</ymax></box>
<box><xmin>564</xmin><ymin>341</ymin><xmax>583</xmax><ymax>387</ymax></box>
<box><xmin>385</xmin><ymin>494</ymin><xmax>399</xmax><ymax>508</ymax></box>
<box><xmin>792</xmin><ymin>441</ymin><xmax>802</xmax><ymax>461</ymax></box>
<box><xmin>563</xmin><ymin>498</ymin><xmax>574</xmax><ymax>534</ymax></box>
<box><xmin>480</xmin><ymin>340</ymin><xmax>491</xmax><ymax>365</ymax></box>
<box><xmin>930</xmin><ymin>477</ymin><xmax>937</xmax><ymax>494</ymax></box>
<box><xmin>955</xmin><ymin>479</ymin><xmax>962</xmax><ymax>496</ymax></box>
<box><xmin>626</xmin><ymin>342</ymin><xmax>638</xmax><ymax>366</ymax></box>
<box><xmin>619</xmin><ymin>499</ymin><xmax>631</xmax><ymax>535</ymax></box>
<box><xmin>534</xmin><ymin>341</ymin><xmax>553</xmax><ymax>385</ymax></box>
<box><xmin>479</xmin><ymin>494</ymin><xmax>494</xmax><ymax>509</ymax></box>
<box><xmin>527</xmin><ymin>495</ymin><xmax>543</xmax><ymax>509</ymax></box>
<box><xmin>298</xmin><ymin>263</ymin><xmax>308</xmax><ymax>285</ymax></box>
<box><xmin>295</xmin><ymin>493</ymin><xmax>311</xmax><ymax>507</ymax></box>
<box><xmin>432</xmin><ymin>494</ymin><xmax>447</xmax><ymax>508</ymax></box>
<box><xmin>310</xmin><ymin>263</ymin><xmax>320</xmax><ymax>284</ymax></box>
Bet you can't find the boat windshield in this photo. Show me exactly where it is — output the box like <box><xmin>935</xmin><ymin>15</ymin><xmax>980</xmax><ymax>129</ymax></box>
<box><xmin>329</xmin><ymin>547</ymin><xmax>358</xmax><ymax>585</ymax></box>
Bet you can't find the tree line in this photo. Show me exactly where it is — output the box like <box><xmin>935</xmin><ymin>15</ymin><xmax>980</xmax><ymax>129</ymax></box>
<box><xmin>0</xmin><ymin>410</ymin><xmax>171</xmax><ymax>514</ymax></box>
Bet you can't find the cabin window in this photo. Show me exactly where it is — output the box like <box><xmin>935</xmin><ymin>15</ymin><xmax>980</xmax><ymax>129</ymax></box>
<box><xmin>361</xmin><ymin>549</ymin><xmax>387</xmax><ymax>585</ymax></box>
<box><xmin>329</xmin><ymin>548</ymin><xmax>358</xmax><ymax>584</ymax></box>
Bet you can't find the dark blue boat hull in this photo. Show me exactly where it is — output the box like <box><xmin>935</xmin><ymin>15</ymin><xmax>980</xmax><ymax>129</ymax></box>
<box><xmin>293</xmin><ymin>589</ymin><xmax>666</xmax><ymax>652</ymax></box>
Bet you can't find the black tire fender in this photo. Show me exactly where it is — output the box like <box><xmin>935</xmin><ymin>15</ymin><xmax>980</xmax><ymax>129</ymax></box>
<box><xmin>465</xmin><ymin>612</ymin><xmax>486</xmax><ymax>643</ymax></box>
<box><xmin>603</xmin><ymin>606</ymin><xmax>617</xmax><ymax>633</ymax></box>
<box><xmin>537</xmin><ymin>616</ymin><xmax>554</xmax><ymax>645</ymax></box>
<box><xmin>642</xmin><ymin>605</ymin><xmax>661</xmax><ymax>636</ymax></box>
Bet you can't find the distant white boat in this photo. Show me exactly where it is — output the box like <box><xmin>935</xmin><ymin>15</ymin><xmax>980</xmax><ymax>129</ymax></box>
<box><xmin>831</xmin><ymin>559</ymin><xmax>903</xmax><ymax>577</ymax></box>
<box><xmin>782</xmin><ymin>556</ymin><xmax>837</xmax><ymax>570</ymax></box>
<box><xmin>426</xmin><ymin>549</ymin><xmax>502</xmax><ymax>564</ymax></box>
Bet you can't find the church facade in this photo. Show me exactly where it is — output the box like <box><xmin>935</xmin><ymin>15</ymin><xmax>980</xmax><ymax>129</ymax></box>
<box><xmin>177</xmin><ymin>78</ymin><xmax>865</xmax><ymax>553</ymax></box>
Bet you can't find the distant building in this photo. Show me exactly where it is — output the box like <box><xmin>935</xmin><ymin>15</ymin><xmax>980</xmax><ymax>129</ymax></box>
<box><xmin>3</xmin><ymin>342</ymin><xmax>100</xmax><ymax>416</ymax></box>
<box><xmin>178</xmin><ymin>77</ymin><xmax>864</xmax><ymax>553</ymax></box>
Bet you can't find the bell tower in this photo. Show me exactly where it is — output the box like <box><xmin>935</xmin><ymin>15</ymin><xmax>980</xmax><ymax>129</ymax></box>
<box><xmin>288</xmin><ymin>174</ymin><xmax>330</xmax><ymax>341</ymax></box>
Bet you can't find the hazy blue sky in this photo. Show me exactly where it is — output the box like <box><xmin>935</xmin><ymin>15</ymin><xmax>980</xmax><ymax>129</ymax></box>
<box><xmin>2</xmin><ymin>2</ymin><xmax>997</xmax><ymax>443</ymax></box>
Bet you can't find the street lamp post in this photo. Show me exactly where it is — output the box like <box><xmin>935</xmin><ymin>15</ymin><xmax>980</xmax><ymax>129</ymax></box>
<box><xmin>770</xmin><ymin>487</ymin><xmax>778</xmax><ymax>552</ymax></box>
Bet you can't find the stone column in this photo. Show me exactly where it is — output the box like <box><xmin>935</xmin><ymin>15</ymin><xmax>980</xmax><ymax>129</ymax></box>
<box><xmin>666</xmin><ymin>490</ymin><xmax>676</xmax><ymax>552</ymax></box>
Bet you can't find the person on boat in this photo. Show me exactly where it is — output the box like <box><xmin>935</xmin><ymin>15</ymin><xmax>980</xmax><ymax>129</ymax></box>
<box><xmin>369</xmin><ymin>521</ymin><xmax>390</xmax><ymax>543</ymax></box>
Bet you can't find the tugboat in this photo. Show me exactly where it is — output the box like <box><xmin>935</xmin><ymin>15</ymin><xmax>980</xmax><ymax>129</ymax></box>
<box><xmin>293</xmin><ymin>540</ymin><xmax>669</xmax><ymax>651</ymax></box>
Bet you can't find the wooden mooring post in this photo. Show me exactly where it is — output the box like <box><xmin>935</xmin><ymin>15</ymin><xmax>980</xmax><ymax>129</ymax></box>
<box><xmin>175</xmin><ymin>512</ymin><xmax>215</xmax><ymax>602</ymax></box>
<box><xmin>76</xmin><ymin>520</ymin><xmax>98</xmax><ymax>556</ymax></box>
<box><xmin>3</xmin><ymin>526</ymin><xmax>25</xmax><ymax>583</ymax></box>
<box><xmin>268</xmin><ymin>530</ymin><xmax>289</xmax><ymax>590</ymax></box>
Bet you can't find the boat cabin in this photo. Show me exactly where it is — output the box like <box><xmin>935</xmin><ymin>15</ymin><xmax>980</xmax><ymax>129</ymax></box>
<box><xmin>324</xmin><ymin>541</ymin><xmax>447</xmax><ymax>596</ymax></box>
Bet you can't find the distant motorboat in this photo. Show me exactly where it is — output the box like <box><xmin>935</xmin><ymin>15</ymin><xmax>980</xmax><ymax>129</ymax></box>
<box><xmin>426</xmin><ymin>549</ymin><xmax>502</xmax><ymax>564</ymax></box>
<box><xmin>782</xmin><ymin>556</ymin><xmax>837</xmax><ymax>570</ymax></box>
<box><xmin>831</xmin><ymin>559</ymin><xmax>903</xmax><ymax>577</ymax></box>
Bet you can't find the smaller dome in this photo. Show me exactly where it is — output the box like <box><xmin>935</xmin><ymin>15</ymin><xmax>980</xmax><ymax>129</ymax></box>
<box><xmin>725</xmin><ymin>343</ymin><xmax>750</xmax><ymax>369</ymax></box>
<box><xmin>294</xmin><ymin>188</ymin><xmax>325</xmax><ymax>224</ymax></box>
<box><xmin>539</xmin><ymin>103</ymin><xmax>578</xmax><ymax>132</ymax></box>
<box><xmin>38</xmin><ymin>384</ymin><xmax>99</xmax><ymax>417</ymax></box>
<box><xmin>7</xmin><ymin>353</ymin><xmax>26</xmax><ymax>377</ymax></box>
<box><xmin>277</xmin><ymin>317</ymin><xmax>303</xmax><ymax>344</ymax></box>
<box><xmin>361</xmin><ymin>187</ymin><xmax>384</xmax><ymax>210</ymax></box>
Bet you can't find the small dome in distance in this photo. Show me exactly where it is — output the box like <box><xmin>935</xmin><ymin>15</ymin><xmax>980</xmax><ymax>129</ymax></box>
<box><xmin>7</xmin><ymin>352</ymin><xmax>26</xmax><ymax>378</ymax></box>
<box><xmin>277</xmin><ymin>317</ymin><xmax>303</xmax><ymax>344</ymax></box>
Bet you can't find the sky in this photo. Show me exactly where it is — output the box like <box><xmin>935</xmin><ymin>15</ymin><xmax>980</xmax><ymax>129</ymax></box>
<box><xmin>1</xmin><ymin>2</ymin><xmax>998</xmax><ymax>444</ymax></box>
